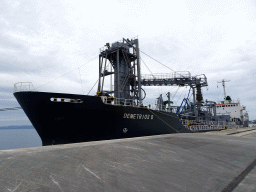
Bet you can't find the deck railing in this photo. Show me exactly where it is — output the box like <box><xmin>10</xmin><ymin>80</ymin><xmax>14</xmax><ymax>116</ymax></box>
<box><xmin>14</xmin><ymin>82</ymin><xmax>35</xmax><ymax>93</ymax></box>
<box><xmin>180</xmin><ymin>119</ymin><xmax>241</xmax><ymax>131</ymax></box>
<box><xmin>100</xmin><ymin>96</ymin><xmax>177</xmax><ymax>112</ymax></box>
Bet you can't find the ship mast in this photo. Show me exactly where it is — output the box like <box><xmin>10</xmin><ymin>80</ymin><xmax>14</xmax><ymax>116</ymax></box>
<box><xmin>218</xmin><ymin>79</ymin><xmax>230</xmax><ymax>100</ymax></box>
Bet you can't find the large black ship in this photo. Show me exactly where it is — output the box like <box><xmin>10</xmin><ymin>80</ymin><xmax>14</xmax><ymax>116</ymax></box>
<box><xmin>14</xmin><ymin>38</ymin><xmax>192</xmax><ymax>146</ymax></box>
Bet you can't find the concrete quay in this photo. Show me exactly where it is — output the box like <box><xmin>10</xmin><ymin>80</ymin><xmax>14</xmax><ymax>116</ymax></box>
<box><xmin>204</xmin><ymin>126</ymin><xmax>256</xmax><ymax>137</ymax></box>
<box><xmin>0</xmin><ymin>127</ymin><xmax>256</xmax><ymax>192</ymax></box>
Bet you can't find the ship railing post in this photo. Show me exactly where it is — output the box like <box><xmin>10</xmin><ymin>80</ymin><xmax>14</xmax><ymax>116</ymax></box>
<box><xmin>124</xmin><ymin>99</ymin><xmax>131</xmax><ymax>106</ymax></box>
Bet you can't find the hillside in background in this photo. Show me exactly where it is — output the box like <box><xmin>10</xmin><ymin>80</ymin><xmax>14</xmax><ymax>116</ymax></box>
<box><xmin>0</xmin><ymin>125</ymin><xmax>34</xmax><ymax>129</ymax></box>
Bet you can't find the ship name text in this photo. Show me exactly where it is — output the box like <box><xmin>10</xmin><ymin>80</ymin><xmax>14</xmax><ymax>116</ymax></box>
<box><xmin>123</xmin><ymin>113</ymin><xmax>153</xmax><ymax>120</ymax></box>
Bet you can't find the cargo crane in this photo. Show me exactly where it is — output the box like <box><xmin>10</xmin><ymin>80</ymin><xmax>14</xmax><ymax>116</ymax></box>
<box><xmin>140</xmin><ymin>72</ymin><xmax>212</xmax><ymax>121</ymax></box>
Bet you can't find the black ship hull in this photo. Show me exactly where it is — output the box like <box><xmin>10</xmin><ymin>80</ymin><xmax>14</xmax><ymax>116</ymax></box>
<box><xmin>14</xmin><ymin>91</ymin><xmax>190</xmax><ymax>145</ymax></box>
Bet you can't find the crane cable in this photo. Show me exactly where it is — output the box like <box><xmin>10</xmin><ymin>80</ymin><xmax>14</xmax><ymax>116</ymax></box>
<box><xmin>140</xmin><ymin>57</ymin><xmax>154</xmax><ymax>78</ymax></box>
<box><xmin>139</xmin><ymin>49</ymin><xmax>186</xmax><ymax>78</ymax></box>
<box><xmin>176</xmin><ymin>87</ymin><xmax>188</xmax><ymax>104</ymax></box>
<box><xmin>172</xmin><ymin>86</ymin><xmax>180</xmax><ymax>101</ymax></box>
<box><xmin>139</xmin><ymin>50</ymin><xmax>175</xmax><ymax>72</ymax></box>
<box><xmin>87</xmin><ymin>79</ymin><xmax>99</xmax><ymax>95</ymax></box>
<box><xmin>78</xmin><ymin>67</ymin><xmax>84</xmax><ymax>94</ymax></box>
<box><xmin>36</xmin><ymin>55</ymin><xmax>98</xmax><ymax>90</ymax></box>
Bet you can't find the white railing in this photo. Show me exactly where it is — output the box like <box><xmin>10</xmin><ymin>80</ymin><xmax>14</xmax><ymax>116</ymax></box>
<box><xmin>181</xmin><ymin>119</ymin><xmax>236</xmax><ymax>126</ymax></box>
<box><xmin>141</xmin><ymin>71</ymin><xmax>191</xmax><ymax>80</ymax></box>
<box><xmin>180</xmin><ymin>119</ymin><xmax>241</xmax><ymax>131</ymax></box>
<box><xmin>184</xmin><ymin>124</ymin><xmax>243</xmax><ymax>132</ymax></box>
<box><xmin>101</xmin><ymin>96</ymin><xmax>177</xmax><ymax>111</ymax></box>
<box><xmin>101</xmin><ymin>97</ymin><xmax>138</xmax><ymax>107</ymax></box>
<box><xmin>14</xmin><ymin>82</ymin><xmax>35</xmax><ymax>93</ymax></box>
<box><xmin>217</xmin><ymin>100</ymin><xmax>240</xmax><ymax>104</ymax></box>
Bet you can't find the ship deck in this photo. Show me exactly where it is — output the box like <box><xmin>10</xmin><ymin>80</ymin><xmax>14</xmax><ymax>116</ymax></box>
<box><xmin>1</xmin><ymin>127</ymin><xmax>256</xmax><ymax>191</ymax></box>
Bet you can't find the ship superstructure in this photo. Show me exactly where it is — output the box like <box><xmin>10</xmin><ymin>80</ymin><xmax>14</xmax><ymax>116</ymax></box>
<box><xmin>216</xmin><ymin>79</ymin><xmax>249</xmax><ymax>127</ymax></box>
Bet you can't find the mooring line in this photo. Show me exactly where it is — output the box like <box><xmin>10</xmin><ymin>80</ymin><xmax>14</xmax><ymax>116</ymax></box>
<box><xmin>147</xmin><ymin>108</ymin><xmax>180</xmax><ymax>133</ymax></box>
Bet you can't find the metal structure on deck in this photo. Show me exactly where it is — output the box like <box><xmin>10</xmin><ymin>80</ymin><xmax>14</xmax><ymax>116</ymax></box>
<box><xmin>97</xmin><ymin>38</ymin><xmax>142</xmax><ymax>106</ymax></box>
<box><xmin>141</xmin><ymin>72</ymin><xmax>207</xmax><ymax>87</ymax></box>
<box><xmin>96</xmin><ymin>37</ymin><xmax>236</xmax><ymax>129</ymax></box>
<box><xmin>141</xmin><ymin>72</ymin><xmax>209</xmax><ymax>120</ymax></box>
<box><xmin>97</xmin><ymin>37</ymin><xmax>213</xmax><ymax>123</ymax></box>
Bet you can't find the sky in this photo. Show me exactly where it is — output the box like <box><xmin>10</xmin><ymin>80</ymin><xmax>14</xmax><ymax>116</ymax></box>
<box><xmin>0</xmin><ymin>0</ymin><xmax>256</xmax><ymax>126</ymax></box>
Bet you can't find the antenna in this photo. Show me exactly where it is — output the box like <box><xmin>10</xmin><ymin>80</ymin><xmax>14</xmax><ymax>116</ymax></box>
<box><xmin>217</xmin><ymin>79</ymin><xmax>230</xmax><ymax>100</ymax></box>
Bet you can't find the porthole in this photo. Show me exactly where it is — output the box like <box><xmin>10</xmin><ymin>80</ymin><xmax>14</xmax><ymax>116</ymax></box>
<box><xmin>50</xmin><ymin>98</ymin><xmax>83</xmax><ymax>103</ymax></box>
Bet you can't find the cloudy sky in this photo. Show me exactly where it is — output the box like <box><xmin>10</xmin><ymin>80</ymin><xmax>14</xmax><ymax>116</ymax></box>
<box><xmin>0</xmin><ymin>0</ymin><xmax>256</xmax><ymax>126</ymax></box>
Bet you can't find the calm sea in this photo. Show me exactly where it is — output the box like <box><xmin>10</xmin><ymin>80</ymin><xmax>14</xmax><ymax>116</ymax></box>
<box><xmin>0</xmin><ymin>127</ymin><xmax>42</xmax><ymax>150</ymax></box>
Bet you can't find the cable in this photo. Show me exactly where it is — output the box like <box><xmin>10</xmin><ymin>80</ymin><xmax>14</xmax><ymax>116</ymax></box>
<box><xmin>140</xmin><ymin>57</ymin><xmax>154</xmax><ymax>77</ymax></box>
<box><xmin>172</xmin><ymin>86</ymin><xmax>180</xmax><ymax>100</ymax></box>
<box><xmin>140</xmin><ymin>50</ymin><xmax>175</xmax><ymax>72</ymax></box>
<box><xmin>173</xmin><ymin>87</ymin><xmax>187</xmax><ymax>106</ymax></box>
<box><xmin>78</xmin><ymin>67</ymin><xmax>84</xmax><ymax>94</ymax></box>
<box><xmin>141</xmin><ymin>88</ymin><xmax>146</xmax><ymax>100</ymax></box>
<box><xmin>139</xmin><ymin>49</ymin><xmax>187</xmax><ymax>78</ymax></box>
<box><xmin>87</xmin><ymin>79</ymin><xmax>99</xmax><ymax>95</ymax></box>
<box><xmin>36</xmin><ymin>55</ymin><xmax>98</xmax><ymax>90</ymax></box>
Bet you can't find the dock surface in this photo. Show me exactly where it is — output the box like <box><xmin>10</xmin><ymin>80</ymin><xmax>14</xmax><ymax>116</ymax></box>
<box><xmin>0</xmin><ymin>127</ymin><xmax>256</xmax><ymax>192</ymax></box>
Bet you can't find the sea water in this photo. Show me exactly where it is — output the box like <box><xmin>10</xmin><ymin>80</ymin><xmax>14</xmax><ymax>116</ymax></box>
<box><xmin>0</xmin><ymin>128</ymin><xmax>42</xmax><ymax>150</ymax></box>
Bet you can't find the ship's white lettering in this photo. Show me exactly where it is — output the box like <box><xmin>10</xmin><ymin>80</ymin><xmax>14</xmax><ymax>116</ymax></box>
<box><xmin>123</xmin><ymin>113</ymin><xmax>153</xmax><ymax>120</ymax></box>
